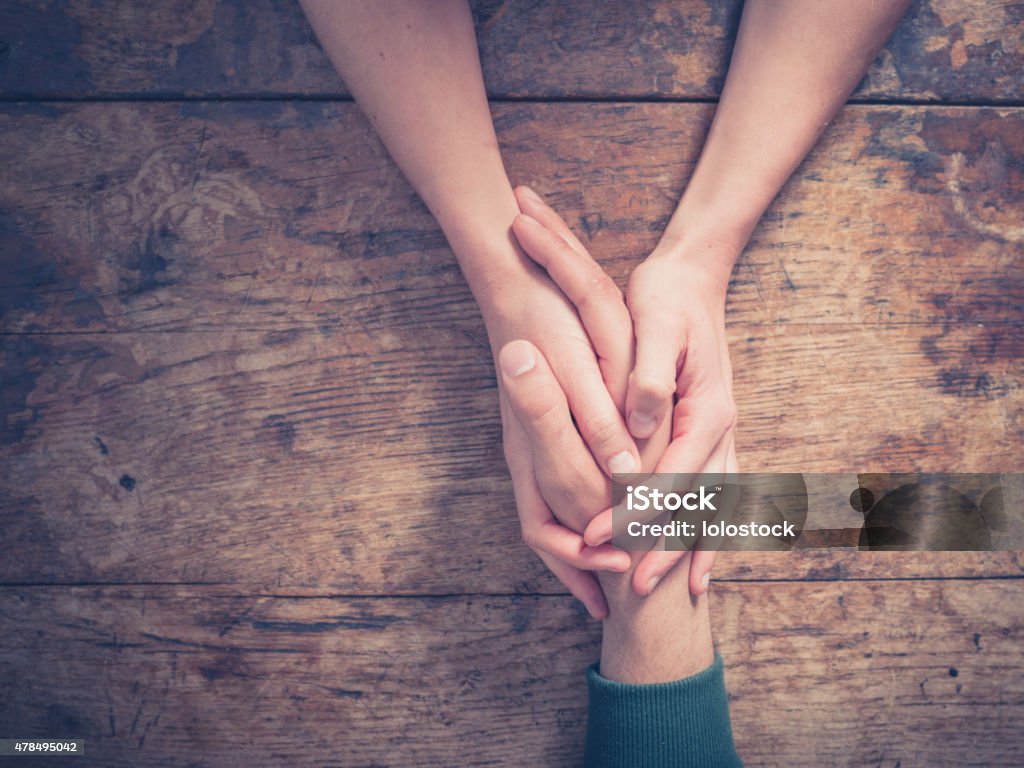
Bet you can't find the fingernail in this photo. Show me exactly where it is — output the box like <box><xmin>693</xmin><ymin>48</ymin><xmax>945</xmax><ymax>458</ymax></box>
<box><xmin>646</xmin><ymin>575</ymin><xmax>661</xmax><ymax>595</ymax></box>
<box><xmin>607</xmin><ymin>450</ymin><xmax>636</xmax><ymax>475</ymax></box>
<box><xmin>588</xmin><ymin>530</ymin><xmax>612</xmax><ymax>548</ymax></box>
<box><xmin>500</xmin><ymin>343</ymin><xmax>535</xmax><ymax>378</ymax></box>
<box><xmin>520</xmin><ymin>186</ymin><xmax>542</xmax><ymax>203</ymax></box>
<box><xmin>628</xmin><ymin>411</ymin><xmax>657</xmax><ymax>437</ymax></box>
<box><xmin>701</xmin><ymin>572</ymin><xmax>711</xmax><ymax>592</ymax></box>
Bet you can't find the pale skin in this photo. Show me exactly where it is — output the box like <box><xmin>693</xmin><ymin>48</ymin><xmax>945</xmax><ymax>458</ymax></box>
<box><xmin>299</xmin><ymin>0</ymin><xmax>910</xmax><ymax>684</ymax></box>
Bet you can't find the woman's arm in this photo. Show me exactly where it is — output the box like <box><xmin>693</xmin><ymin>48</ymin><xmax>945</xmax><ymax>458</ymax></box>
<box><xmin>298</xmin><ymin>0</ymin><xmax>519</xmax><ymax>300</ymax></box>
<box><xmin>299</xmin><ymin>0</ymin><xmax>643</xmax><ymax>615</ymax></box>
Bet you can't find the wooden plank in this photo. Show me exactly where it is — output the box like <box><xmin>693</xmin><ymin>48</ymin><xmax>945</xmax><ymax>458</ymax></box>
<box><xmin>0</xmin><ymin>583</ymin><xmax>1021</xmax><ymax>766</ymax></box>
<box><xmin>1</xmin><ymin>323</ymin><xmax>1020</xmax><ymax>588</ymax></box>
<box><xmin>1</xmin><ymin>102</ymin><xmax>1022</xmax><ymax>335</ymax></box>
<box><xmin>0</xmin><ymin>1</ymin><xmax>1022</xmax><ymax>102</ymax></box>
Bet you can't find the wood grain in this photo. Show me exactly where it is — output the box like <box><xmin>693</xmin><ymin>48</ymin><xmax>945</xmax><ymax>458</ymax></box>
<box><xmin>0</xmin><ymin>3</ymin><xmax>1021</xmax><ymax>765</ymax></box>
<box><xmin>1</xmin><ymin>103</ymin><xmax>1021</xmax><ymax>336</ymax></box>
<box><xmin>0</xmin><ymin>1</ymin><xmax>1022</xmax><ymax>102</ymax></box>
<box><xmin>1</xmin><ymin>322</ymin><xmax>1020</xmax><ymax>589</ymax></box>
<box><xmin>0</xmin><ymin>583</ymin><xmax>1020</xmax><ymax>766</ymax></box>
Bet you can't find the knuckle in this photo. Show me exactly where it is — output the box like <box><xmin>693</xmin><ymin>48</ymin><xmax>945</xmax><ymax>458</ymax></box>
<box><xmin>625</xmin><ymin>268</ymin><xmax>655</xmax><ymax>309</ymax></box>
<box><xmin>582</xmin><ymin>272</ymin><xmax>622</xmax><ymax>306</ymax></box>
<box><xmin>579</xmin><ymin>409</ymin><xmax>622</xmax><ymax>448</ymax></box>
<box><xmin>630</xmin><ymin>373</ymin><xmax>675</xmax><ymax>405</ymax></box>
<box><xmin>516</xmin><ymin>381</ymin><xmax>565</xmax><ymax>426</ymax></box>
<box><xmin>538</xmin><ymin>463</ymin><xmax>578</xmax><ymax>503</ymax></box>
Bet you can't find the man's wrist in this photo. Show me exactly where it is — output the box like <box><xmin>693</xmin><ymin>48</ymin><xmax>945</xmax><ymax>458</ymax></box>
<box><xmin>655</xmin><ymin>217</ymin><xmax>747</xmax><ymax>272</ymax></box>
<box><xmin>653</xmin><ymin>179</ymin><xmax>766</xmax><ymax>280</ymax></box>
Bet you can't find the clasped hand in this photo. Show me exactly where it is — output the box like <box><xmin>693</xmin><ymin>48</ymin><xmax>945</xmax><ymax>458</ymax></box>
<box><xmin>491</xmin><ymin>187</ymin><xmax>739</xmax><ymax>619</ymax></box>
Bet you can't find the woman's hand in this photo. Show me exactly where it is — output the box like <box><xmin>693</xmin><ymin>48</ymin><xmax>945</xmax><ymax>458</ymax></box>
<box><xmin>483</xmin><ymin>187</ymin><xmax>656</xmax><ymax>618</ymax></box>
<box><xmin>583</xmin><ymin>237</ymin><xmax>742</xmax><ymax>597</ymax></box>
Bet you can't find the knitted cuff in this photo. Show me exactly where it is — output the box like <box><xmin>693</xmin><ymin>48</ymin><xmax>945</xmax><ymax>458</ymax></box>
<box><xmin>584</xmin><ymin>653</ymin><xmax>743</xmax><ymax>768</ymax></box>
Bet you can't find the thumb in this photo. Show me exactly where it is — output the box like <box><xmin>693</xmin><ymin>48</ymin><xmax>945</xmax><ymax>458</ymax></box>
<box><xmin>626</xmin><ymin>312</ymin><xmax>681</xmax><ymax>439</ymax></box>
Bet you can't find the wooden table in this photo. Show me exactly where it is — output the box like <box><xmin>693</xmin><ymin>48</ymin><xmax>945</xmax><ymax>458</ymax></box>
<box><xmin>1</xmin><ymin>1</ymin><xmax>1022</xmax><ymax>765</ymax></box>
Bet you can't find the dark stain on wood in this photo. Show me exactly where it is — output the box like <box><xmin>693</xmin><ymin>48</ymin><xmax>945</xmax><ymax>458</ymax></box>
<box><xmin>0</xmin><ymin>335</ymin><xmax>49</xmax><ymax>445</ymax></box>
<box><xmin>122</xmin><ymin>228</ymin><xmax>177</xmax><ymax>296</ymax></box>
<box><xmin>887</xmin><ymin>1</ymin><xmax>1024</xmax><ymax>103</ymax></box>
<box><xmin>260</xmin><ymin>414</ymin><xmax>296</xmax><ymax>453</ymax></box>
<box><xmin>920</xmin><ymin>323</ymin><xmax>1023</xmax><ymax>399</ymax></box>
<box><xmin>329</xmin><ymin>688</ymin><xmax>364</xmax><ymax>699</ymax></box>
<box><xmin>45</xmin><ymin>702</ymin><xmax>87</xmax><ymax>737</ymax></box>
<box><xmin>0</xmin><ymin>209</ymin><xmax>53</xmax><ymax>320</ymax></box>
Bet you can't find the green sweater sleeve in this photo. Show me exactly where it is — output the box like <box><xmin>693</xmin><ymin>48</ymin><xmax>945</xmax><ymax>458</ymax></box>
<box><xmin>584</xmin><ymin>653</ymin><xmax>743</xmax><ymax>768</ymax></box>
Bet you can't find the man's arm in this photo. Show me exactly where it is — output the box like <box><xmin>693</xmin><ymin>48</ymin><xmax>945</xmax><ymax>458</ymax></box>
<box><xmin>499</xmin><ymin>338</ymin><xmax>740</xmax><ymax>766</ymax></box>
<box><xmin>627</xmin><ymin>0</ymin><xmax>915</xmax><ymax>433</ymax></box>
<box><xmin>655</xmin><ymin>0</ymin><xmax>914</xmax><ymax>268</ymax></box>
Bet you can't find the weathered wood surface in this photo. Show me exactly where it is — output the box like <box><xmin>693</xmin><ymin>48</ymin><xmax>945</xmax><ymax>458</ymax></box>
<box><xmin>1</xmin><ymin>0</ymin><xmax>1022</xmax><ymax>102</ymax></box>
<box><xmin>1</xmin><ymin>102</ymin><xmax>1022</xmax><ymax>335</ymax></box>
<box><xmin>1</xmin><ymin>2</ymin><xmax>1021</xmax><ymax>765</ymax></box>
<box><xmin>0</xmin><ymin>583</ymin><xmax>1020</xmax><ymax>767</ymax></box>
<box><xmin>1</xmin><ymin>104</ymin><xmax>1021</xmax><ymax>588</ymax></box>
<box><xmin>1</xmin><ymin>321</ymin><xmax>1020</xmax><ymax>588</ymax></box>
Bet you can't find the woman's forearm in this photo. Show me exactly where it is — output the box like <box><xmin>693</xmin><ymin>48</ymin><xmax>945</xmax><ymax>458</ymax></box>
<box><xmin>299</xmin><ymin>0</ymin><xmax>525</xmax><ymax>312</ymax></box>
<box><xmin>661</xmin><ymin>0</ymin><xmax>912</xmax><ymax>274</ymax></box>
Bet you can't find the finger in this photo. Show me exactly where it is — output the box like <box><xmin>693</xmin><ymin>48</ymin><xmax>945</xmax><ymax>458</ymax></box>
<box><xmin>581</xmin><ymin>466</ymin><xmax>679</xmax><ymax>548</ymax></box>
<box><xmin>511</xmin><ymin>213</ymin><xmax>633</xmax><ymax>403</ymax></box>
<box><xmin>500</xmin><ymin>340</ymin><xmax>618</xmax><ymax>526</ymax></box>
<box><xmin>538</xmin><ymin>550</ymin><xmax>609</xmax><ymax>620</ymax></box>
<box><xmin>626</xmin><ymin>310</ymin><xmax>680</xmax><ymax>439</ymax></box>
<box><xmin>514</xmin><ymin>185</ymin><xmax>591</xmax><ymax>262</ymax></box>
<box><xmin>632</xmin><ymin>432</ymin><xmax>731</xmax><ymax>596</ymax></box>
<box><xmin>525</xmin><ymin>517</ymin><xmax>633</xmax><ymax>572</ymax></box>
<box><xmin>726</xmin><ymin>435</ymin><xmax>739</xmax><ymax>473</ymax></box>
<box><xmin>505</xmin><ymin>416</ymin><xmax>631</xmax><ymax>573</ymax></box>
<box><xmin>499</xmin><ymin>339</ymin><xmax>639</xmax><ymax>479</ymax></box>
<box><xmin>585</xmin><ymin>412</ymin><xmax>729</xmax><ymax>550</ymax></box>
<box><xmin>688</xmin><ymin>435</ymin><xmax>738</xmax><ymax>596</ymax></box>
<box><xmin>584</xmin><ymin>507</ymin><xmax>613</xmax><ymax>548</ymax></box>
<box><xmin>689</xmin><ymin>550</ymin><xmax>718</xmax><ymax>597</ymax></box>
